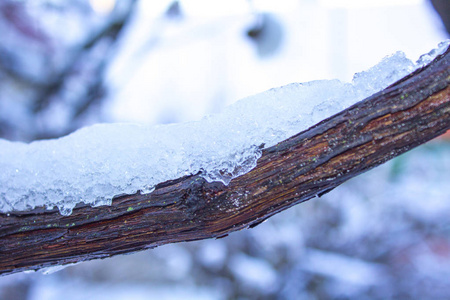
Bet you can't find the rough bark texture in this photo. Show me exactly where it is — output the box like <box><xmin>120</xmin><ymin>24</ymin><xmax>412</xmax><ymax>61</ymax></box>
<box><xmin>1</xmin><ymin>47</ymin><xmax>449</xmax><ymax>276</ymax></box>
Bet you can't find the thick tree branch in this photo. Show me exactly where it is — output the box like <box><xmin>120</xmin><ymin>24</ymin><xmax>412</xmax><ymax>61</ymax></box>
<box><xmin>1</xmin><ymin>47</ymin><xmax>449</xmax><ymax>276</ymax></box>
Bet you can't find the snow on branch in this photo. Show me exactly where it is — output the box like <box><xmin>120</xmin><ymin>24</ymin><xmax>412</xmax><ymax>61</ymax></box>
<box><xmin>0</xmin><ymin>44</ymin><xmax>449</xmax><ymax>276</ymax></box>
<box><xmin>1</xmin><ymin>43</ymin><xmax>445</xmax><ymax>216</ymax></box>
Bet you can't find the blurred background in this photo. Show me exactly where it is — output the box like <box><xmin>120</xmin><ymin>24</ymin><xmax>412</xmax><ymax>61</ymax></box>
<box><xmin>0</xmin><ymin>0</ymin><xmax>449</xmax><ymax>299</ymax></box>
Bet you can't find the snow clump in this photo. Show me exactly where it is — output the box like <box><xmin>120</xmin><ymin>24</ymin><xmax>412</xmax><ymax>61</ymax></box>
<box><xmin>0</xmin><ymin>42</ymin><xmax>447</xmax><ymax>216</ymax></box>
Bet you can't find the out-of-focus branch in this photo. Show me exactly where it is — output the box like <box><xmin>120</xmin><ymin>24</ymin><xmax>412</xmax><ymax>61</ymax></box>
<box><xmin>33</xmin><ymin>1</ymin><xmax>138</xmax><ymax>114</ymax></box>
<box><xmin>431</xmin><ymin>0</ymin><xmax>450</xmax><ymax>36</ymax></box>
<box><xmin>0</xmin><ymin>1</ymin><xmax>138</xmax><ymax>141</ymax></box>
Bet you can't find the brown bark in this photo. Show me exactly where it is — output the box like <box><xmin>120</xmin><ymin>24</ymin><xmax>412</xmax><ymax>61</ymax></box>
<box><xmin>1</xmin><ymin>46</ymin><xmax>449</xmax><ymax>276</ymax></box>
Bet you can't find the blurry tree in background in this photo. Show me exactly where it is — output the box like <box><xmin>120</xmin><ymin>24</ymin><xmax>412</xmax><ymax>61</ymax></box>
<box><xmin>1</xmin><ymin>1</ymin><xmax>450</xmax><ymax>300</ymax></box>
<box><xmin>0</xmin><ymin>0</ymin><xmax>137</xmax><ymax>141</ymax></box>
<box><xmin>431</xmin><ymin>0</ymin><xmax>450</xmax><ymax>36</ymax></box>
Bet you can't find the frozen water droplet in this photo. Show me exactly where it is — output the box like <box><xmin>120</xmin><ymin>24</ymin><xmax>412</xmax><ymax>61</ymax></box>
<box><xmin>90</xmin><ymin>197</ymin><xmax>111</xmax><ymax>208</ymax></box>
<box><xmin>416</xmin><ymin>40</ymin><xmax>449</xmax><ymax>67</ymax></box>
<box><xmin>59</xmin><ymin>206</ymin><xmax>73</xmax><ymax>216</ymax></box>
<box><xmin>140</xmin><ymin>185</ymin><xmax>155</xmax><ymax>194</ymax></box>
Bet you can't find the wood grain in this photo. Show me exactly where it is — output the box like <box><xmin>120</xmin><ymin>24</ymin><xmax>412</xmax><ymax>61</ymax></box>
<box><xmin>1</xmin><ymin>46</ymin><xmax>449</xmax><ymax>276</ymax></box>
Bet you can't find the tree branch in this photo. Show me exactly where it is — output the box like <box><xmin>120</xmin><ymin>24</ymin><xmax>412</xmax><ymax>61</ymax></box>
<box><xmin>1</xmin><ymin>47</ymin><xmax>449</xmax><ymax>276</ymax></box>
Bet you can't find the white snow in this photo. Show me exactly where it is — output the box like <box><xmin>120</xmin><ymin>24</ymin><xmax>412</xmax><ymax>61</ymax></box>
<box><xmin>301</xmin><ymin>248</ymin><xmax>386</xmax><ymax>286</ymax></box>
<box><xmin>229</xmin><ymin>253</ymin><xmax>278</xmax><ymax>291</ymax></box>
<box><xmin>0</xmin><ymin>42</ymin><xmax>447</xmax><ymax>216</ymax></box>
<box><xmin>29</xmin><ymin>279</ymin><xmax>224</xmax><ymax>300</ymax></box>
<box><xmin>197</xmin><ymin>240</ymin><xmax>228</xmax><ymax>270</ymax></box>
<box><xmin>39</xmin><ymin>263</ymin><xmax>80</xmax><ymax>275</ymax></box>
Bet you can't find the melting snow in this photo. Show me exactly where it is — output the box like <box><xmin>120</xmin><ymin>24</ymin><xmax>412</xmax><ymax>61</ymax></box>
<box><xmin>0</xmin><ymin>41</ymin><xmax>447</xmax><ymax>215</ymax></box>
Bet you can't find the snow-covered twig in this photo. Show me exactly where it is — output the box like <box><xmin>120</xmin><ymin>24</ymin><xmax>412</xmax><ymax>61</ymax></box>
<box><xmin>0</xmin><ymin>45</ymin><xmax>449</xmax><ymax>276</ymax></box>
